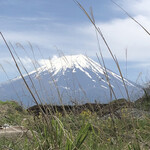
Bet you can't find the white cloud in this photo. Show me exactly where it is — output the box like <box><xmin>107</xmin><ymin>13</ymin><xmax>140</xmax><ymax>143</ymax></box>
<box><xmin>1</xmin><ymin>0</ymin><xmax>150</xmax><ymax>67</ymax></box>
<box><xmin>38</xmin><ymin>55</ymin><xmax>58</xmax><ymax>67</ymax></box>
<box><xmin>126</xmin><ymin>62</ymin><xmax>150</xmax><ymax>69</ymax></box>
<box><xmin>72</xmin><ymin>16</ymin><xmax>150</xmax><ymax>62</ymax></box>
<box><xmin>51</xmin><ymin>55</ymin><xmax>58</xmax><ymax>61</ymax></box>
<box><xmin>2</xmin><ymin>15</ymin><xmax>150</xmax><ymax>63</ymax></box>
<box><xmin>118</xmin><ymin>0</ymin><xmax>150</xmax><ymax>16</ymax></box>
<box><xmin>38</xmin><ymin>59</ymin><xmax>50</xmax><ymax>66</ymax></box>
<box><xmin>0</xmin><ymin>56</ymin><xmax>34</xmax><ymax>73</ymax></box>
<box><xmin>100</xmin><ymin>0</ymin><xmax>150</xmax><ymax>62</ymax></box>
<box><xmin>99</xmin><ymin>16</ymin><xmax>150</xmax><ymax>61</ymax></box>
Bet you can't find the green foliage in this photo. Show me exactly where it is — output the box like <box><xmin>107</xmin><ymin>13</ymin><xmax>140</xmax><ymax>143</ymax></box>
<box><xmin>0</xmin><ymin>100</ymin><xmax>17</xmax><ymax>106</ymax></box>
<box><xmin>135</xmin><ymin>88</ymin><xmax>150</xmax><ymax>111</ymax></box>
<box><xmin>66</xmin><ymin>123</ymin><xmax>91</xmax><ymax>150</ymax></box>
<box><xmin>1</xmin><ymin>99</ymin><xmax>150</xmax><ymax>150</ymax></box>
<box><xmin>0</xmin><ymin>100</ymin><xmax>24</xmax><ymax>112</ymax></box>
<box><xmin>0</xmin><ymin>100</ymin><xmax>28</xmax><ymax>126</ymax></box>
<box><xmin>0</xmin><ymin>100</ymin><xmax>150</xmax><ymax>149</ymax></box>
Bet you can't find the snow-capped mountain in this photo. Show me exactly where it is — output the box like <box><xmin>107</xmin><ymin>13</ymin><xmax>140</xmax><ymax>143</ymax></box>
<box><xmin>0</xmin><ymin>54</ymin><xmax>143</xmax><ymax>106</ymax></box>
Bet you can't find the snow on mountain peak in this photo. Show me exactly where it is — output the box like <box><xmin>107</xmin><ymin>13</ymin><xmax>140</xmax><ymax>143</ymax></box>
<box><xmin>39</xmin><ymin>54</ymin><xmax>104</xmax><ymax>75</ymax></box>
<box><xmin>45</xmin><ymin>54</ymin><xmax>91</xmax><ymax>68</ymax></box>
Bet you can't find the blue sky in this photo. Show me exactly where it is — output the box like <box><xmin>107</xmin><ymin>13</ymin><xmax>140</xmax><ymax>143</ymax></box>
<box><xmin>0</xmin><ymin>0</ymin><xmax>150</xmax><ymax>84</ymax></box>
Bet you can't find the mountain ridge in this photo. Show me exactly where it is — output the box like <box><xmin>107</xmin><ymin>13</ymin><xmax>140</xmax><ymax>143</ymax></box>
<box><xmin>0</xmin><ymin>54</ymin><xmax>143</xmax><ymax>106</ymax></box>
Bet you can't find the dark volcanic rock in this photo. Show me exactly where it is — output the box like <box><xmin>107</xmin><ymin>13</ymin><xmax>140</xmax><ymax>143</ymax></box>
<box><xmin>27</xmin><ymin>99</ymin><xmax>132</xmax><ymax>117</ymax></box>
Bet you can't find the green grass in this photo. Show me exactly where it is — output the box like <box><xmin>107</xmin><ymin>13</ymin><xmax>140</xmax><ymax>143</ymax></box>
<box><xmin>0</xmin><ymin>101</ymin><xmax>150</xmax><ymax>150</ymax></box>
<box><xmin>0</xmin><ymin>100</ymin><xmax>29</xmax><ymax>126</ymax></box>
<box><xmin>0</xmin><ymin>100</ymin><xmax>19</xmax><ymax>106</ymax></box>
<box><xmin>135</xmin><ymin>92</ymin><xmax>150</xmax><ymax>111</ymax></box>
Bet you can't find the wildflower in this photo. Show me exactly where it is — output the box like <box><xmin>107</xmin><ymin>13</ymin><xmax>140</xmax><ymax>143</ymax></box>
<box><xmin>107</xmin><ymin>138</ymin><xmax>111</xmax><ymax>142</ymax></box>
<box><xmin>80</xmin><ymin>109</ymin><xmax>91</xmax><ymax>117</ymax></box>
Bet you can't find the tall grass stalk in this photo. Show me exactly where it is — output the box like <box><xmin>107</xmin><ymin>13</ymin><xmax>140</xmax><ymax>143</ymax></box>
<box><xmin>74</xmin><ymin>0</ymin><xmax>130</xmax><ymax>102</ymax></box>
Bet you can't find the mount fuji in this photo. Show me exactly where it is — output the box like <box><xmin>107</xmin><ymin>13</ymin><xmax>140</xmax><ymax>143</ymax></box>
<box><xmin>0</xmin><ymin>54</ymin><xmax>143</xmax><ymax>106</ymax></box>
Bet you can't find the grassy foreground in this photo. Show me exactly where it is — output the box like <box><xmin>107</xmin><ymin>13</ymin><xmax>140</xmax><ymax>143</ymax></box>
<box><xmin>0</xmin><ymin>98</ymin><xmax>150</xmax><ymax>150</ymax></box>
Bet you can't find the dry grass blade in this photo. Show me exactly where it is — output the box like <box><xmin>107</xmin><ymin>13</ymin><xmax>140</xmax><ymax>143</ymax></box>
<box><xmin>114</xmin><ymin>55</ymin><xmax>130</xmax><ymax>101</ymax></box>
<box><xmin>0</xmin><ymin>32</ymin><xmax>49</xmax><ymax>123</ymax></box>
<box><xmin>74</xmin><ymin>0</ymin><xmax>130</xmax><ymax>100</ymax></box>
<box><xmin>74</xmin><ymin>0</ymin><xmax>116</xmax><ymax>62</ymax></box>
<box><xmin>111</xmin><ymin>0</ymin><xmax>150</xmax><ymax>36</ymax></box>
<box><xmin>90</xmin><ymin>7</ymin><xmax>117</xmax><ymax>101</ymax></box>
<box><xmin>0</xmin><ymin>33</ymin><xmax>37</xmax><ymax>105</ymax></box>
<box><xmin>0</xmin><ymin>64</ymin><xmax>21</xmax><ymax>102</ymax></box>
<box><xmin>9</xmin><ymin>43</ymin><xmax>43</xmax><ymax>104</ymax></box>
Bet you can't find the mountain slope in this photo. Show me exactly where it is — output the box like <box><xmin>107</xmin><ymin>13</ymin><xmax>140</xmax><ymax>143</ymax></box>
<box><xmin>0</xmin><ymin>54</ymin><xmax>143</xmax><ymax>106</ymax></box>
